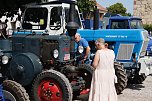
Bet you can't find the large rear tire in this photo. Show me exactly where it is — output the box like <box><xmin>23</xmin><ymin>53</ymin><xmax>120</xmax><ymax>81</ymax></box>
<box><xmin>3</xmin><ymin>80</ymin><xmax>30</xmax><ymax>101</ymax></box>
<box><xmin>114</xmin><ymin>62</ymin><xmax>127</xmax><ymax>94</ymax></box>
<box><xmin>31</xmin><ymin>70</ymin><xmax>73</xmax><ymax>101</ymax></box>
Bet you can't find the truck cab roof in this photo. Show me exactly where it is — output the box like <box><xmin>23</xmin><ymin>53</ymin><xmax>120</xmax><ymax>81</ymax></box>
<box><xmin>38</xmin><ymin>0</ymin><xmax>76</xmax><ymax>5</ymax></box>
<box><xmin>110</xmin><ymin>16</ymin><xmax>142</xmax><ymax>21</ymax></box>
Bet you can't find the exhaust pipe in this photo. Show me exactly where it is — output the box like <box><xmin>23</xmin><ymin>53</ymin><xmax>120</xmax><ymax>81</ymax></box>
<box><xmin>66</xmin><ymin>1</ymin><xmax>79</xmax><ymax>36</ymax></box>
<box><xmin>66</xmin><ymin>1</ymin><xmax>79</xmax><ymax>59</ymax></box>
<box><xmin>93</xmin><ymin>6</ymin><xmax>99</xmax><ymax>30</ymax></box>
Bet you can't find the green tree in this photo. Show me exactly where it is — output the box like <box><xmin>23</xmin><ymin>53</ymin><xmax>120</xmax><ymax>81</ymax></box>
<box><xmin>107</xmin><ymin>3</ymin><xmax>131</xmax><ymax>16</ymax></box>
<box><xmin>77</xmin><ymin>0</ymin><xmax>96</xmax><ymax>18</ymax></box>
<box><xmin>143</xmin><ymin>24</ymin><xmax>152</xmax><ymax>33</ymax></box>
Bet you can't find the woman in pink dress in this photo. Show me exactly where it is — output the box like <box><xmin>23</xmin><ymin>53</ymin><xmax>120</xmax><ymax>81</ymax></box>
<box><xmin>88</xmin><ymin>38</ymin><xmax>117</xmax><ymax>101</ymax></box>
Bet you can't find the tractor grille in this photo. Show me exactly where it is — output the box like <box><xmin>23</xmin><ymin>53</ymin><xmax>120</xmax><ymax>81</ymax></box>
<box><xmin>116</xmin><ymin>44</ymin><xmax>134</xmax><ymax>60</ymax></box>
<box><xmin>41</xmin><ymin>40</ymin><xmax>59</xmax><ymax>62</ymax></box>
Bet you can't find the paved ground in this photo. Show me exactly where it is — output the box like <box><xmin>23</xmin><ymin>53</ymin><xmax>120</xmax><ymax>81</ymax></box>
<box><xmin>74</xmin><ymin>75</ymin><xmax>152</xmax><ymax>101</ymax></box>
<box><xmin>118</xmin><ymin>75</ymin><xmax>152</xmax><ymax>101</ymax></box>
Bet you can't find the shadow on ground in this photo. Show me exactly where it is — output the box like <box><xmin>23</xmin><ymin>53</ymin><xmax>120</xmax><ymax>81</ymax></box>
<box><xmin>126</xmin><ymin>83</ymin><xmax>145</xmax><ymax>90</ymax></box>
<box><xmin>76</xmin><ymin>94</ymin><xmax>89</xmax><ymax>101</ymax></box>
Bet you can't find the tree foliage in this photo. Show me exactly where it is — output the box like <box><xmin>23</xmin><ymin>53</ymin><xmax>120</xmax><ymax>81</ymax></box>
<box><xmin>143</xmin><ymin>24</ymin><xmax>152</xmax><ymax>33</ymax></box>
<box><xmin>77</xmin><ymin>0</ymin><xmax>96</xmax><ymax>18</ymax></box>
<box><xmin>77</xmin><ymin>0</ymin><xmax>96</xmax><ymax>12</ymax></box>
<box><xmin>107</xmin><ymin>3</ymin><xmax>131</xmax><ymax>16</ymax></box>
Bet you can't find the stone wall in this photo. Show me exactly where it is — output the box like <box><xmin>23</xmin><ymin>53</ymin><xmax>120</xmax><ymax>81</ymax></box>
<box><xmin>134</xmin><ymin>0</ymin><xmax>152</xmax><ymax>24</ymax></box>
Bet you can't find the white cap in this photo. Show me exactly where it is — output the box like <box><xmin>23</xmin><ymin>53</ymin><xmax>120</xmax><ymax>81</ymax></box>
<box><xmin>75</xmin><ymin>33</ymin><xmax>80</xmax><ymax>36</ymax></box>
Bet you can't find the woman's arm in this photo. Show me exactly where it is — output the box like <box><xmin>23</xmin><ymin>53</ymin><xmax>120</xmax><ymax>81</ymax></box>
<box><xmin>92</xmin><ymin>51</ymin><xmax>100</xmax><ymax>69</ymax></box>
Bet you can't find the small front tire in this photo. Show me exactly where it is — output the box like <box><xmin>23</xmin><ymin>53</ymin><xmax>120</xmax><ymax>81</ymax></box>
<box><xmin>3</xmin><ymin>80</ymin><xmax>30</xmax><ymax>101</ymax></box>
<box><xmin>31</xmin><ymin>70</ymin><xmax>73</xmax><ymax>101</ymax></box>
<box><xmin>114</xmin><ymin>62</ymin><xmax>128</xmax><ymax>94</ymax></box>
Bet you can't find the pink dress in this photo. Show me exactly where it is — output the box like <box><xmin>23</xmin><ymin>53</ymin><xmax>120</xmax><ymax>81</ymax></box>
<box><xmin>88</xmin><ymin>49</ymin><xmax>117</xmax><ymax>101</ymax></box>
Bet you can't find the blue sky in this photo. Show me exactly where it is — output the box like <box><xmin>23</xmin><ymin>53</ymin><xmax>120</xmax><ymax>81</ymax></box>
<box><xmin>96</xmin><ymin>0</ymin><xmax>134</xmax><ymax>14</ymax></box>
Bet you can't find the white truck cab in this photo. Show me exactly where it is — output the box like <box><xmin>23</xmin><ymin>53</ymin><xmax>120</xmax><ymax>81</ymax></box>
<box><xmin>21</xmin><ymin>1</ymin><xmax>83</xmax><ymax>35</ymax></box>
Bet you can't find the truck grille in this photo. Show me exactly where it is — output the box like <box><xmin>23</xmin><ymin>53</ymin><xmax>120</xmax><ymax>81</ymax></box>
<box><xmin>116</xmin><ymin>44</ymin><xmax>134</xmax><ymax>60</ymax></box>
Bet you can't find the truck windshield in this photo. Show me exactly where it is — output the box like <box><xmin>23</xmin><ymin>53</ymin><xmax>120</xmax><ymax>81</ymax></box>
<box><xmin>130</xmin><ymin>20</ymin><xmax>143</xmax><ymax>29</ymax></box>
<box><xmin>22</xmin><ymin>8</ymin><xmax>48</xmax><ymax>30</ymax></box>
<box><xmin>65</xmin><ymin>7</ymin><xmax>81</xmax><ymax>28</ymax></box>
<box><xmin>50</xmin><ymin>7</ymin><xmax>62</xmax><ymax>30</ymax></box>
<box><xmin>110</xmin><ymin>20</ymin><xmax>129</xmax><ymax>29</ymax></box>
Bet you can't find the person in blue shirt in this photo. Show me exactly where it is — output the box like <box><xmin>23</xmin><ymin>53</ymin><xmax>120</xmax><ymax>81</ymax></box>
<box><xmin>75</xmin><ymin>33</ymin><xmax>91</xmax><ymax>64</ymax></box>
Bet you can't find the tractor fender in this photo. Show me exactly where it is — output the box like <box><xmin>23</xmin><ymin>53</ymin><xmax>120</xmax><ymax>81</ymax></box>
<box><xmin>9</xmin><ymin>53</ymin><xmax>43</xmax><ymax>86</ymax></box>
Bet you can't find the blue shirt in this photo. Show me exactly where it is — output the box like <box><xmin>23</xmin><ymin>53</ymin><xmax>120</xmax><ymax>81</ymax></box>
<box><xmin>77</xmin><ymin>38</ymin><xmax>89</xmax><ymax>55</ymax></box>
<box><xmin>76</xmin><ymin>38</ymin><xmax>90</xmax><ymax>64</ymax></box>
<box><xmin>78</xmin><ymin>38</ymin><xmax>89</xmax><ymax>47</ymax></box>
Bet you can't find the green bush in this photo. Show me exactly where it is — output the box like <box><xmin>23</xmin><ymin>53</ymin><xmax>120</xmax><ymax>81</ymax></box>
<box><xmin>143</xmin><ymin>24</ymin><xmax>152</xmax><ymax>33</ymax></box>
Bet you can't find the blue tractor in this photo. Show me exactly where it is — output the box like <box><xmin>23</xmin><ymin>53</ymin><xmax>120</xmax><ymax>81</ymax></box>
<box><xmin>79</xmin><ymin>13</ymin><xmax>151</xmax><ymax>85</ymax></box>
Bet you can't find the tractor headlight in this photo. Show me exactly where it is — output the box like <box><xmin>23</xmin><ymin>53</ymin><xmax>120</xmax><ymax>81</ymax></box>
<box><xmin>2</xmin><ymin>55</ymin><xmax>9</xmax><ymax>64</ymax></box>
<box><xmin>78</xmin><ymin>46</ymin><xmax>84</xmax><ymax>53</ymax></box>
<box><xmin>53</xmin><ymin>49</ymin><xmax>59</xmax><ymax>58</ymax></box>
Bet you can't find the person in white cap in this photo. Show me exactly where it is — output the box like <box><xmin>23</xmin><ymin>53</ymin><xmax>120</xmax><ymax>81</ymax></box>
<box><xmin>74</xmin><ymin>33</ymin><xmax>91</xmax><ymax>64</ymax></box>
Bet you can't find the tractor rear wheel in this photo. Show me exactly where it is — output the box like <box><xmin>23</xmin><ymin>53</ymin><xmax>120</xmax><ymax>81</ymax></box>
<box><xmin>3</xmin><ymin>80</ymin><xmax>30</xmax><ymax>101</ymax></box>
<box><xmin>114</xmin><ymin>62</ymin><xmax>127</xmax><ymax>94</ymax></box>
<box><xmin>76</xmin><ymin>64</ymin><xmax>94</xmax><ymax>101</ymax></box>
<box><xmin>31</xmin><ymin>70</ymin><xmax>73</xmax><ymax>101</ymax></box>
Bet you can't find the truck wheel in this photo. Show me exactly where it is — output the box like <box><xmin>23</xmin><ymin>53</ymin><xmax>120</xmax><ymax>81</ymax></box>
<box><xmin>133</xmin><ymin>73</ymin><xmax>147</xmax><ymax>84</ymax></box>
<box><xmin>76</xmin><ymin>64</ymin><xmax>94</xmax><ymax>101</ymax></box>
<box><xmin>2</xmin><ymin>80</ymin><xmax>30</xmax><ymax>101</ymax></box>
<box><xmin>31</xmin><ymin>70</ymin><xmax>73</xmax><ymax>101</ymax></box>
<box><xmin>114</xmin><ymin>62</ymin><xmax>127</xmax><ymax>94</ymax></box>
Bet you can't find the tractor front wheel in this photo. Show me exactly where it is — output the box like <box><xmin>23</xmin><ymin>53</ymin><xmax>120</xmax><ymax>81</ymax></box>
<box><xmin>114</xmin><ymin>62</ymin><xmax>128</xmax><ymax>94</ymax></box>
<box><xmin>2</xmin><ymin>80</ymin><xmax>30</xmax><ymax>101</ymax></box>
<box><xmin>31</xmin><ymin>70</ymin><xmax>73</xmax><ymax>101</ymax></box>
<box><xmin>132</xmin><ymin>73</ymin><xmax>147</xmax><ymax>84</ymax></box>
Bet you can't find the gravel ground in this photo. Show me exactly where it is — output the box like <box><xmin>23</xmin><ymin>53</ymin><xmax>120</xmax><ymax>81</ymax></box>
<box><xmin>118</xmin><ymin>75</ymin><xmax>152</xmax><ymax>101</ymax></box>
